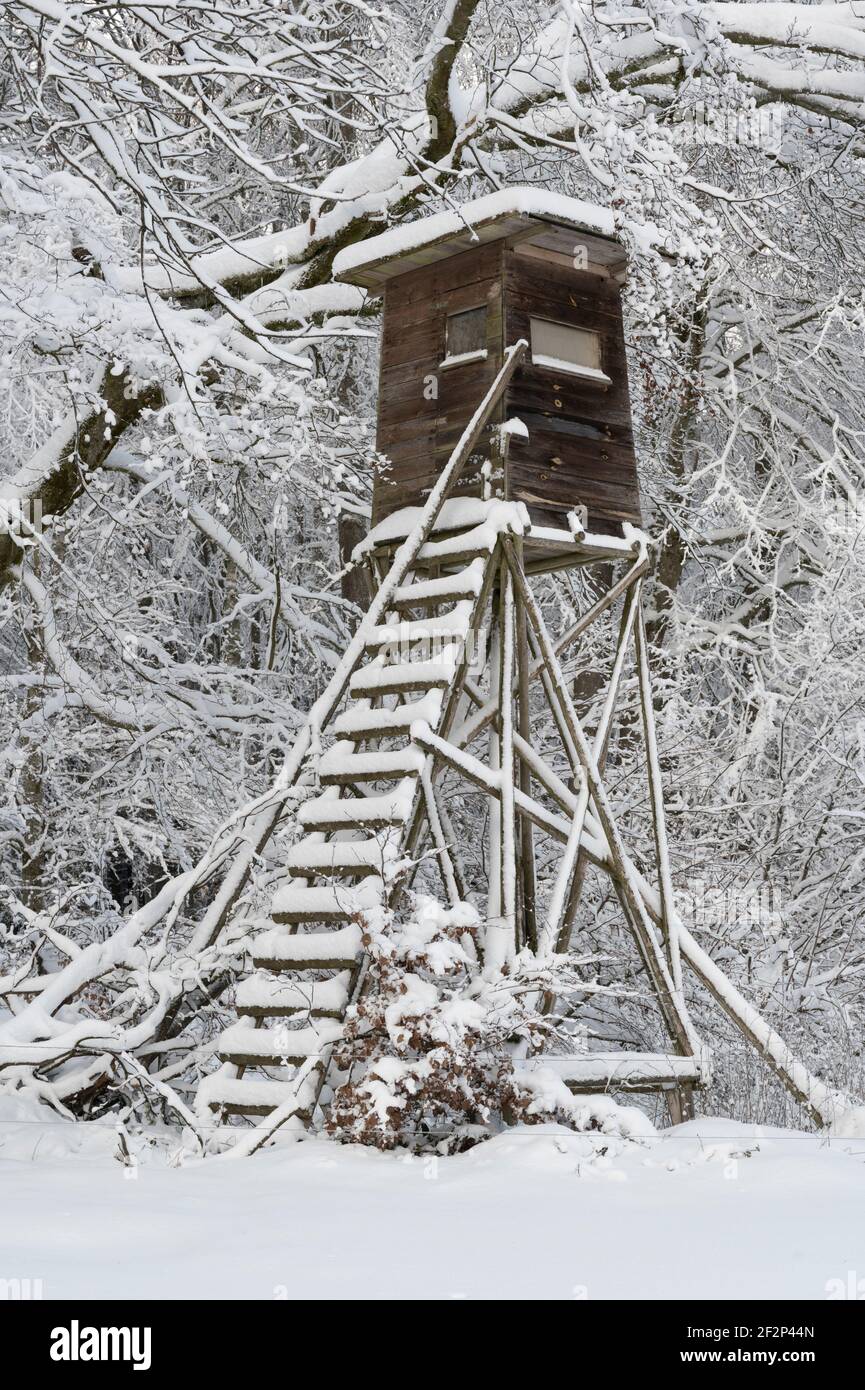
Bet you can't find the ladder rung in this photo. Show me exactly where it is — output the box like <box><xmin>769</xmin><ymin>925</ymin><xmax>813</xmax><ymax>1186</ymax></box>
<box><xmin>332</xmin><ymin>694</ymin><xmax>443</xmax><ymax>743</ymax></box>
<box><xmin>285</xmin><ymin>836</ymin><xmax>399</xmax><ymax>878</ymax></box>
<box><xmin>199</xmin><ymin>1067</ymin><xmax>319</xmax><ymax>1117</ymax></box>
<box><xmin>350</xmin><ymin>659</ymin><xmax>457</xmax><ymax>698</ymax></box>
<box><xmin>390</xmin><ymin>569</ymin><xmax>484</xmax><ymax>613</ymax></box>
<box><xmin>235</xmin><ymin>971</ymin><xmax>352</xmax><ymax>1018</ymax></box>
<box><xmin>319</xmin><ymin>746</ymin><xmax>425</xmax><ymax>785</ymax></box>
<box><xmin>271</xmin><ymin>878</ymin><xmax>383</xmax><ymax>924</ymax></box>
<box><xmin>251</xmin><ymin>923</ymin><xmax>363</xmax><ymax>971</ymax></box>
<box><xmin>298</xmin><ymin>785</ymin><xmax>415</xmax><ymax>832</ymax></box>
<box><xmin>364</xmin><ymin>602</ymin><xmax>475</xmax><ymax>653</ymax></box>
<box><xmin>217</xmin><ymin>1019</ymin><xmax>344</xmax><ymax>1067</ymax></box>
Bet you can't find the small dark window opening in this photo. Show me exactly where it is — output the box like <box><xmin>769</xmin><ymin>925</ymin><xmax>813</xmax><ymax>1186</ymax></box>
<box><xmin>444</xmin><ymin>306</ymin><xmax>487</xmax><ymax>364</ymax></box>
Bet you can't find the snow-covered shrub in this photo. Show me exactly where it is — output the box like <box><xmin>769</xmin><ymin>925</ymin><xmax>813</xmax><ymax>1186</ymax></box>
<box><xmin>327</xmin><ymin>896</ymin><xmax>620</xmax><ymax>1151</ymax></box>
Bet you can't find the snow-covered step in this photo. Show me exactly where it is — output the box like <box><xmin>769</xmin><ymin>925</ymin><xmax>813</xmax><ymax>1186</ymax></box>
<box><xmin>332</xmin><ymin>693</ymin><xmax>443</xmax><ymax>743</ymax></box>
<box><xmin>515</xmin><ymin>1051</ymin><xmax>708</xmax><ymax>1093</ymax></box>
<box><xmin>298</xmin><ymin>782</ymin><xmax>415</xmax><ymax>832</ymax></box>
<box><xmin>355</xmin><ymin>499</ymin><xmax>526</xmax><ymax>552</ymax></box>
<box><xmin>364</xmin><ymin>602</ymin><xmax>474</xmax><ymax>654</ymax></box>
<box><xmin>218</xmin><ymin>1019</ymin><xmax>344</xmax><ymax>1067</ymax></box>
<box><xmin>271</xmin><ymin>877</ymin><xmax>383</xmax><ymax>924</ymax></box>
<box><xmin>285</xmin><ymin>836</ymin><xmax>400</xmax><ymax>878</ymax></box>
<box><xmin>235</xmin><ymin>971</ymin><xmax>352</xmax><ymax>1019</ymax></box>
<box><xmin>414</xmin><ymin>521</ymin><xmax>502</xmax><ymax>565</ymax></box>
<box><xmin>319</xmin><ymin>745</ymin><xmax>425</xmax><ymax>786</ymax></box>
<box><xmin>350</xmin><ymin>656</ymin><xmax>458</xmax><ymax>698</ymax></box>
<box><xmin>251</xmin><ymin>922</ymin><xmax>363</xmax><ymax>971</ymax></box>
<box><xmin>390</xmin><ymin>569</ymin><xmax>484</xmax><ymax>613</ymax></box>
<box><xmin>198</xmin><ymin>1067</ymin><xmax>319</xmax><ymax>1117</ymax></box>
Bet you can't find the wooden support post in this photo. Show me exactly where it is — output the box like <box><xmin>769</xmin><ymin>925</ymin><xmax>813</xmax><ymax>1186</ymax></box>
<box><xmin>421</xmin><ymin>764</ymin><xmax>461</xmax><ymax>907</ymax></box>
<box><xmin>634</xmin><ymin>600</ymin><xmax>681</xmax><ymax>993</ymax></box>
<box><xmin>502</xmin><ymin>538</ymin><xmax>698</xmax><ymax>1059</ymax></box>
<box><xmin>543</xmin><ymin>573</ymin><xmax>641</xmax><ymax>954</ymax></box>
<box><xmin>499</xmin><ymin>558</ymin><xmax>518</xmax><ymax>956</ymax></box>
<box><xmin>453</xmin><ymin>551</ymin><xmax>650</xmax><ymax>752</ymax></box>
<box><xmin>634</xmin><ymin>597</ymin><xmax>693</xmax><ymax>1120</ymax></box>
<box><xmin>515</xmin><ymin>545</ymin><xmax>538</xmax><ymax>952</ymax></box>
<box><xmin>430</xmin><ymin>778</ymin><xmax>468</xmax><ymax>902</ymax></box>
<box><xmin>486</xmin><ymin>602</ymin><xmax>502</xmax><ymax>924</ymax></box>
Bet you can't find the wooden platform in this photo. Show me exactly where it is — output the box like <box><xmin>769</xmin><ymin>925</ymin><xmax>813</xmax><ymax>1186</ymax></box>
<box><xmin>351</xmin><ymin>497</ymin><xmax>641</xmax><ymax>578</ymax></box>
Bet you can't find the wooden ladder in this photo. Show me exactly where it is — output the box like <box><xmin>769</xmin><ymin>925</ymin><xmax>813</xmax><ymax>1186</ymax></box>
<box><xmin>199</xmin><ymin>544</ymin><xmax>498</xmax><ymax>1123</ymax></box>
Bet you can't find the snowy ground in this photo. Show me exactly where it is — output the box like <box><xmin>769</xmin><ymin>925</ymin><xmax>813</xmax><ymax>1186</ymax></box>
<box><xmin>1</xmin><ymin>1098</ymin><xmax>864</xmax><ymax>1300</ymax></box>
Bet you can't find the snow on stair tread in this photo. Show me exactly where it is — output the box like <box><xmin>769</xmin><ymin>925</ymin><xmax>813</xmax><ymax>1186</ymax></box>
<box><xmin>285</xmin><ymin>837</ymin><xmax>400</xmax><ymax>876</ymax></box>
<box><xmin>218</xmin><ymin>1018</ymin><xmax>344</xmax><ymax>1064</ymax></box>
<box><xmin>333</xmin><ymin>693</ymin><xmax>443</xmax><ymax>739</ymax></box>
<box><xmin>356</xmin><ymin>498</ymin><xmax>526</xmax><ymax>552</ymax></box>
<box><xmin>390</xmin><ymin>567</ymin><xmax>484</xmax><ymax>609</ymax></box>
<box><xmin>319</xmin><ymin>746</ymin><xmax>425</xmax><ymax>783</ymax></box>
<box><xmin>350</xmin><ymin>658</ymin><xmax>457</xmax><ymax>696</ymax></box>
<box><xmin>365</xmin><ymin>603</ymin><xmax>475</xmax><ymax>650</ymax></box>
<box><xmin>298</xmin><ymin>782</ymin><xmax>415</xmax><ymax>830</ymax></box>
<box><xmin>235</xmin><ymin>971</ymin><xmax>352</xmax><ymax>1017</ymax></box>
<box><xmin>199</xmin><ymin>1069</ymin><xmax>319</xmax><ymax>1116</ymax></box>
<box><xmin>271</xmin><ymin>877</ymin><xmax>383</xmax><ymax>922</ymax></box>
<box><xmin>415</xmin><ymin>519</ymin><xmax>510</xmax><ymax>563</ymax></box>
<box><xmin>252</xmin><ymin>922</ymin><xmax>363</xmax><ymax>969</ymax></box>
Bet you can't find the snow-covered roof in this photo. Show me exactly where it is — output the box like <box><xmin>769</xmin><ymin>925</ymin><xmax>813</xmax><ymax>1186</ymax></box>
<box><xmin>333</xmin><ymin>187</ymin><xmax>623</xmax><ymax>289</ymax></box>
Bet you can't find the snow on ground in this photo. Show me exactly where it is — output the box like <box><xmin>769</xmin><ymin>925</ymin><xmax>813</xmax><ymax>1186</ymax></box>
<box><xmin>1</xmin><ymin>1098</ymin><xmax>864</xmax><ymax>1300</ymax></box>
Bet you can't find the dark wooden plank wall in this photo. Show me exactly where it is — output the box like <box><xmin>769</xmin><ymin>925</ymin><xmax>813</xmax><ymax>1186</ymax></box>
<box><xmin>373</xmin><ymin>236</ymin><xmax>641</xmax><ymax>536</ymax></box>
<box><xmin>373</xmin><ymin>243</ymin><xmax>505</xmax><ymax>525</ymax></box>
<box><xmin>502</xmin><ymin>250</ymin><xmax>641</xmax><ymax>534</ymax></box>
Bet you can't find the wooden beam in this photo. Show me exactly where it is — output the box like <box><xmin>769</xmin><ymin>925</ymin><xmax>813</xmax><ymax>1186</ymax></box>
<box><xmin>453</xmin><ymin>551</ymin><xmax>649</xmax><ymax>749</ymax></box>
<box><xmin>516</xmin><ymin>1051</ymin><xmax>708</xmax><ymax>1093</ymax></box>
<box><xmin>421</xmin><ymin>763</ymin><xmax>461</xmax><ymax>907</ymax></box>
<box><xmin>634</xmin><ymin>600</ymin><xmax>681</xmax><ymax>993</ymax></box>
<box><xmin>412</xmin><ymin>723</ymin><xmax>612</xmax><ymax>866</ymax></box>
<box><xmin>543</xmin><ymin>575</ymin><xmax>641</xmax><ymax>955</ymax></box>
<box><xmin>502</xmin><ymin>537</ymin><xmax>699</xmax><ymax>1059</ymax></box>
<box><xmin>499</xmin><ymin>560</ymin><xmax>518</xmax><ymax>958</ymax></box>
<box><xmin>515</xmin><ymin>548</ymin><xmax>538</xmax><ymax>952</ymax></box>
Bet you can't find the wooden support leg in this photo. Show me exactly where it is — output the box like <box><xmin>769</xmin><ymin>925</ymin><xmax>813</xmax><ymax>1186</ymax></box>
<box><xmin>451</xmin><ymin>552</ymin><xmax>650</xmax><ymax>753</ymax></box>
<box><xmin>515</xmin><ymin>555</ymin><xmax>537</xmax><ymax>952</ymax></box>
<box><xmin>486</xmin><ymin>614</ymin><xmax>502</xmax><ymax>924</ymax></box>
<box><xmin>545</xmin><ymin>575</ymin><xmax>640</xmax><ymax>955</ymax></box>
<box><xmin>502</xmin><ymin>538</ymin><xmax>698</xmax><ymax>1060</ymax></box>
<box><xmin>499</xmin><ymin>559</ymin><xmax>518</xmax><ymax>956</ymax></box>
<box><xmin>634</xmin><ymin>600</ymin><xmax>681</xmax><ymax>993</ymax></box>
<box><xmin>421</xmin><ymin>764</ymin><xmax>461</xmax><ymax>908</ymax></box>
<box><xmin>634</xmin><ymin>598</ymin><xmax>693</xmax><ymax>1121</ymax></box>
<box><xmin>553</xmin><ymin>576</ymin><xmax>644</xmax><ymax>952</ymax></box>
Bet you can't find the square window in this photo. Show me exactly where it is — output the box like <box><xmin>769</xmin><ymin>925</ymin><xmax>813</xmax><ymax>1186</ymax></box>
<box><xmin>530</xmin><ymin>318</ymin><xmax>610</xmax><ymax>383</ymax></box>
<box><xmin>443</xmin><ymin>307</ymin><xmax>487</xmax><ymax>366</ymax></box>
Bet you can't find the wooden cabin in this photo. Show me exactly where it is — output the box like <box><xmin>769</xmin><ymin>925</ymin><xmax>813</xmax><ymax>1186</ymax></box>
<box><xmin>333</xmin><ymin>188</ymin><xmax>640</xmax><ymax>538</ymax></box>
